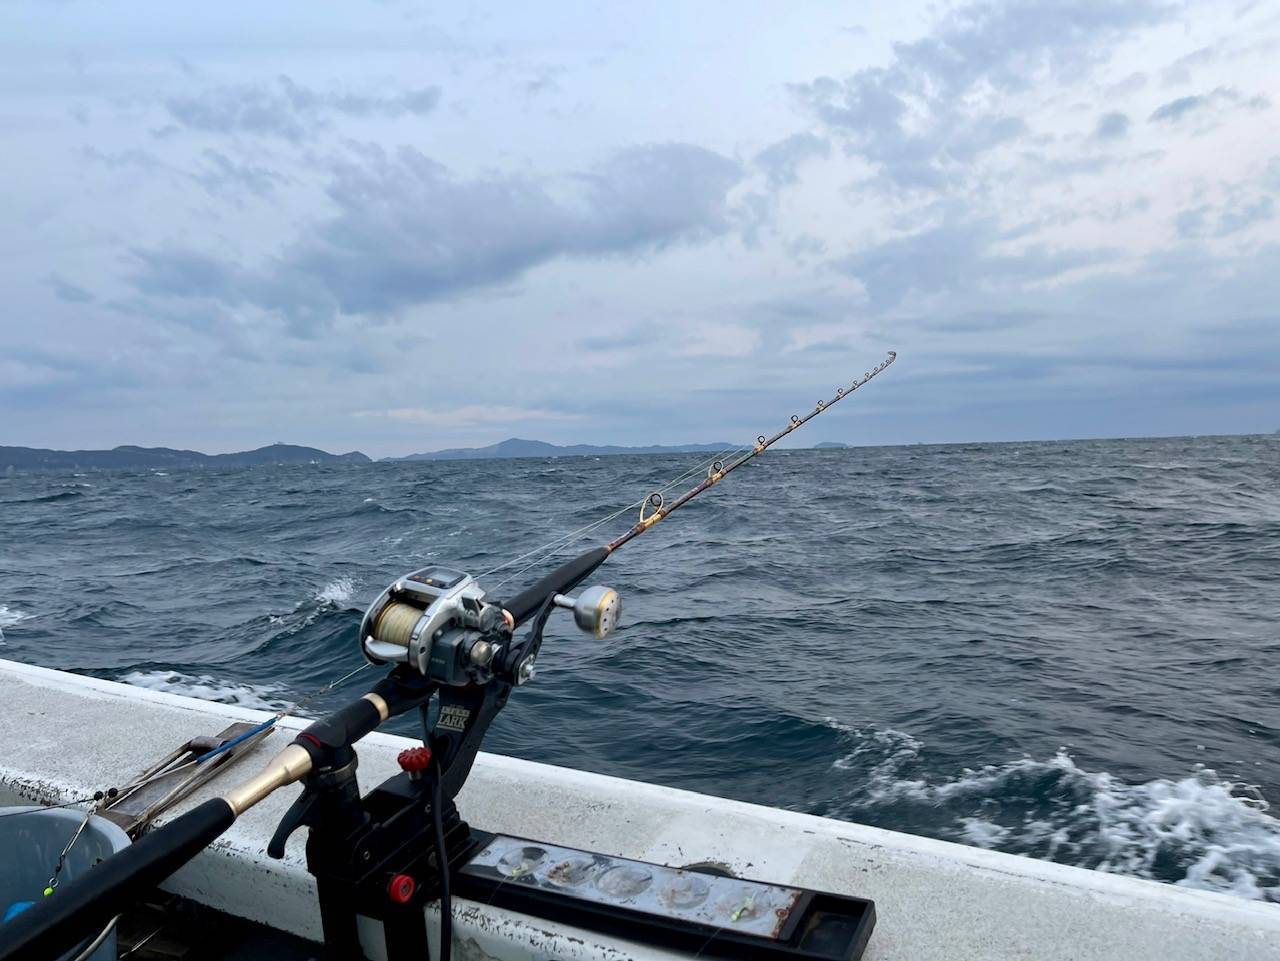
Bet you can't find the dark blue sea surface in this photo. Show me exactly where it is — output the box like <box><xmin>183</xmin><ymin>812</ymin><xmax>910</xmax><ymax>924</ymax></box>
<box><xmin>2</xmin><ymin>435</ymin><xmax>1278</xmax><ymax>901</ymax></box>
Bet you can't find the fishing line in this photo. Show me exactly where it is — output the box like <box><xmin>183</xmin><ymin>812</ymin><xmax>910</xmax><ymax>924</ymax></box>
<box><xmin>477</xmin><ymin>353</ymin><xmax>895</xmax><ymax>586</ymax></box>
<box><xmin>605</xmin><ymin>352</ymin><xmax>897</xmax><ymax>552</ymax></box>
<box><xmin>479</xmin><ymin>441</ymin><xmax>751</xmax><ymax>592</ymax></box>
<box><xmin>0</xmin><ymin>797</ymin><xmax>100</xmax><ymax>820</ymax></box>
<box><xmin>476</xmin><ymin>354</ymin><xmax>896</xmax><ymax>592</ymax></box>
<box><xmin>67</xmin><ymin>916</ymin><xmax>118</xmax><ymax>961</ymax></box>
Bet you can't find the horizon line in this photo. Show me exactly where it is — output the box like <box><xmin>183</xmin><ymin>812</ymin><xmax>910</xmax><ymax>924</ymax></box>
<box><xmin>2</xmin><ymin>429</ymin><xmax>1274</xmax><ymax>464</ymax></box>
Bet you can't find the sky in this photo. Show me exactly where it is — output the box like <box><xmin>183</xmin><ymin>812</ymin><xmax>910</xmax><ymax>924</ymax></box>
<box><xmin>1</xmin><ymin>1</ymin><xmax>1278</xmax><ymax>457</ymax></box>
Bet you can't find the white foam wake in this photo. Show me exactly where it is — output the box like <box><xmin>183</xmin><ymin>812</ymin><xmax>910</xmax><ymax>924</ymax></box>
<box><xmin>827</xmin><ymin>722</ymin><xmax>1280</xmax><ymax>902</ymax></box>
<box><xmin>120</xmin><ymin>670</ymin><xmax>294</xmax><ymax>712</ymax></box>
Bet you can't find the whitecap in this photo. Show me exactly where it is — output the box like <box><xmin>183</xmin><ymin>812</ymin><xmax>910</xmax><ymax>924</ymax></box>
<box><xmin>958</xmin><ymin>817</ymin><xmax>1011</xmax><ymax>848</ymax></box>
<box><xmin>315</xmin><ymin>576</ymin><xmax>356</xmax><ymax>605</ymax></box>
<box><xmin>0</xmin><ymin>605</ymin><xmax>28</xmax><ymax>628</ymax></box>
<box><xmin>120</xmin><ymin>670</ymin><xmax>294</xmax><ymax>712</ymax></box>
<box><xmin>827</xmin><ymin>728</ymin><xmax>1280</xmax><ymax>902</ymax></box>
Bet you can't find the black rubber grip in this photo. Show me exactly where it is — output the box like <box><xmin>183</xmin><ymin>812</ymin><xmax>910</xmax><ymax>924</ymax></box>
<box><xmin>501</xmin><ymin>546</ymin><xmax>610</xmax><ymax>626</ymax></box>
<box><xmin>369</xmin><ymin>668</ymin><xmax>434</xmax><ymax>719</ymax></box>
<box><xmin>0</xmin><ymin>797</ymin><xmax>236</xmax><ymax>961</ymax></box>
<box><xmin>296</xmin><ymin>696</ymin><xmax>383</xmax><ymax>752</ymax></box>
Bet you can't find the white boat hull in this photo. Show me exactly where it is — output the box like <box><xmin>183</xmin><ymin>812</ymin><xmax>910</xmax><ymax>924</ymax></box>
<box><xmin>1</xmin><ymin>658</ymin><xmax>1276</xmax><ymax>960</ymax></box>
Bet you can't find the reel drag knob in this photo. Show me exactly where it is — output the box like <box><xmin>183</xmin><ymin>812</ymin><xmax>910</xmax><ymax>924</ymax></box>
<box><xmin>553</xmin><ymin>586</ymin><xmax>622</xmax><ymax>639</ymax></box>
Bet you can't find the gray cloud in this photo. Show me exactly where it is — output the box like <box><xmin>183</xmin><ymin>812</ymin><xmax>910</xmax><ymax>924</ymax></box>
<box><xmin>48</xmin><ymin>275</ymin><xmax>94</xmax><ymax>303</ymax></box>
<box><xmin>82</xmin><ymin>146</ymin><xmax>165</xmax><ymax>171</ymax></box>
<box><xmin>164</xmin><ymin>76</ymin><xmax>441</xmax><ymax>141</ymax></box>
<box><xmin>1106</xmin><ymin>72</ymin><xmax>1148</xmax><ymax>98</ymax></box>
<box><xmin>1149</xmin><ymin>86</ymin><xmax>1270</xmax><ymax>123</ymax></box>
<box><xmin>794</xmin><ymin>1</ymin><xmax>1170</xmax><ymax>192</ymax></box>
<box><xmin>754</xmin><ymin>133</ymin><xmax>830</xmax><ymax>187</ymax></box>
<box><xmin>132</xmin><ymin>248</ymin><xmax>243</xmax><ymax>303</ymax></box>
<box><xmin>1265</xmin><ymin>157</ymin><xmax>1280</xmax><ymax>191</ymax></box>
<box><xmin>916</xmin><ymin>308</ymin><xmax>1046</xmax><ymax>333</ymax></box>
<box><xmin>194</xmin><ymin>149</ymin><xmax>287</xmax><ymax>198</ymax></box>
<box><xmin>129</xmin><ymin>143</ymin><xmax>742</xmax><ymax>331</ymax></box>
<box><xmin>1217</xmin><ymin>195</ymin><xmax>1275</xmax><ymax>236</ymax></box>
<box><xmin>838</xmin><ymin>215</ymin><xmax>1115</xmax><ymax>309</ymax></box>
<box><xmin>1150</xmin><ymin>94</ymin><xmax>1208</xmax><ymax>123</ymax></box>
<box><xmin>1175</xmin><ymin>205</ymin><xmax>1210</xmax><ymax>238</ymax></box>
<box><xmin>785</xmin><ymin>233</ymin><xmax>827</xmax><ymax>261</ymax></box>
<box><xmin>1160</xmin><ymin>45</ymin><xmax>1217</xmax><ymax>86</ymax></box>
<box><xmin>1095</xmin><ymin>111</ymin><xmax>1131</xmax><ymax>140</ymax></box>
<box><xmin>578</xmin><ymin>328</ymin><xmax>649</xmax><ymax>352</ymax></box>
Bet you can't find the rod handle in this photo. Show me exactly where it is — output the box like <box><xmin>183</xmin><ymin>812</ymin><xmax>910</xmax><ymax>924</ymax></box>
<box><xmin>501</xmin><ymin>546</ymin><xmax>610</xmax><ymax>626</ymax></box>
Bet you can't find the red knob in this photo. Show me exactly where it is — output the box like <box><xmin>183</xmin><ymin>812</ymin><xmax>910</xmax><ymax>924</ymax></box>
<box><xmin>388</xmin><ymin>873</ymin><xmax>416</xmax><ymax>904</ymax></box>
<box><xmin>397</xmin><ymin>746</ymin><xmax>433</xmax><ymax>774</ymax></box>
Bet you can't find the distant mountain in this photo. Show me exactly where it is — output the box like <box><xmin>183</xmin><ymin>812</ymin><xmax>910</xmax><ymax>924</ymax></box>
<box><xmin>395</xmin><ymin>438</ymin><xmax>733</xmax><ymax>461</ymax></box>
<box><xmin>813</xmin><ymin>441</ymin><xmax>850</xmax><ymax>449</ymax></box>
<box><xmin>0</xmin><ymin>443</ymin><xmax>371</xmax><ymax>472</ymax></box>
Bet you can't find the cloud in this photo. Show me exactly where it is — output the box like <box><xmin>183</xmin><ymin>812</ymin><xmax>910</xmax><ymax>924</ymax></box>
<box><xmin>82</xmin><ymin>146</ymin><xmax>166</xmax><ymax>172</ymax></box>
<box><xmin>579</xmin><ymin>328</ymin><xmax>650</xmax><ymax>352</ymax></box>
<box><xmin>838</xmin><ymin>214</ymin><xmax>1116</xmax><ymax>309</ymax></box>
<box><xmin>1265</xmin><ymin>157</ymin><xmax>1280</xmax><ymax>192</ymax></box>
<box><xmin>164</xmin><ymin>76</ymin><xmax>441</xmax><ymax>141</ymax></box>
<box><xmin>0</xmin><ymin>345</ymin><xmax>144</xmax><ymax>405</ymax></box>
<box><xmin>132</xmin><ymin>248</ymin><xmax>243</xmax><ymax>303</ymax></box>
<box><xmin>48</xmin><ymin>275</ymin><xmax>94</xmax><ymax>303</ymax></box>
<box><xmin>1148</xmin><ymin>86</ymin><xmax>1269</xmax><ymax>123</ymax></box>
<box><xmin>1094</xmin><ymin>111</ymin><xmax>1131</xmax><ymax>140</ymax></box>
<box><xmin>356</xmin><ymin>404</ymin><xmax>579</xmax><ymax>427</ymax></box>
<box><xmin>128</xmin><ymin>142</ymin><xmax>743</xmax><ymax>331</ymax></box>
<box><xmin>194</xmin><ymin>149</ymin><xmax>287</xmax><ymax>198</ymax></box>
<box><xmin>1175</xmin><ymin>205</ymin><xmax>1210</xmax><ymax>238</ymax></box>
<box><xmin>1150</xmin><ymin>94</ymin><xmax>1208</xmax><ymax>123</ymax></box>
<box><xmin>794</xmin><ymin>1</ymin><xmax>1171</xmax><ymax>192</ymax></box>
<box><xmin>754</xmin><ymin>133</ymin><xmax>830</xmax><ymax>187</ymax></box>
<box><xmin>1216</xmin><ymin>195</ymin><xmax>1275</xmax><ymax>236</ymax></box>
<box><xmin>1160</xmin><ymin>45</ymin><xmax>1218</xmax><ymax>86</ymax></box>
<box><xmin>1106</xmin><ymin>72</ymin><xmax>1148</xmax><ymax>98</ymax></box>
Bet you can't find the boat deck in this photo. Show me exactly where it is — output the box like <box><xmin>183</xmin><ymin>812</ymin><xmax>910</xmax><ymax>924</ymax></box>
<box><xmin>1</xmin><ymin>658</ymin><xmax>1277</xmax><ymax>960</ymax></box>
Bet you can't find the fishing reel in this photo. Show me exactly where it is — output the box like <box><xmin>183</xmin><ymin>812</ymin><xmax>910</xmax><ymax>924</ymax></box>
<box><xmin>360</xmin><ymin>565</ymin><xmax>621</xmax><ymax>687</ymax></box>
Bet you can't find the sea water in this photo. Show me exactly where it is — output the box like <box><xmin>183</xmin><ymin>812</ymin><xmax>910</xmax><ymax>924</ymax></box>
<box><xmin>1</xmin><ymin>435</ymin><xmax>1276</xmax><ymax>901</ymax></box>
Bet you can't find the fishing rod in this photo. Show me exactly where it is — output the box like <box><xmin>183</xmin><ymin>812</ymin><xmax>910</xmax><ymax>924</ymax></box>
<box><xmin>0</xmin><ymin>350</ymin><xmax>896</xmax><ymax>961</ymax></box>
<box><xmin>498</xmin><ymin>349</ymin><xmax>896</xmax><ymax>627</ymax></box>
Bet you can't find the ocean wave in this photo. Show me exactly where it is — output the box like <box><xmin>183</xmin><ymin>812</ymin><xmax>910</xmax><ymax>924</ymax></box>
<box><xmin>4</xmin><ymin>435</ymin><xmax>1279</xmax><ymax>907</ymax></box>
<box><xmin>119</xmin><ymin>670</ymin><xmax>293</xmax><ymax>712</ymax></box>
<box><xmin>827</xmin><ymin>724</ymin><xmax>1280</xmax><ymax>902</ymax></box>
<box><xmin>0</xmin><ymin>605</ymin><xmax>28</xmax><ymax>628</ymax></box>
<box><xmin>12</xmin><ymin>490</ymin><xmax>83</xmax><ymax>504</ymax></box>
<box><xmin>0</xmin><ymin>605</ymin><xmax>29</xmax><ymax>642</ymax></box>
<box><xmin>315</xmin><ymin>576</ymin><xmax>356</xmax><ymax>605</ymax></box>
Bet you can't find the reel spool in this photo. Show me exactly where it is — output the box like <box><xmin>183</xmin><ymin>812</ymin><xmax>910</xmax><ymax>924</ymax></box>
<box><xmin>360</xmin><ymin>565</ymin><xmax>621</xmax><ymax>686</ymax></box>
